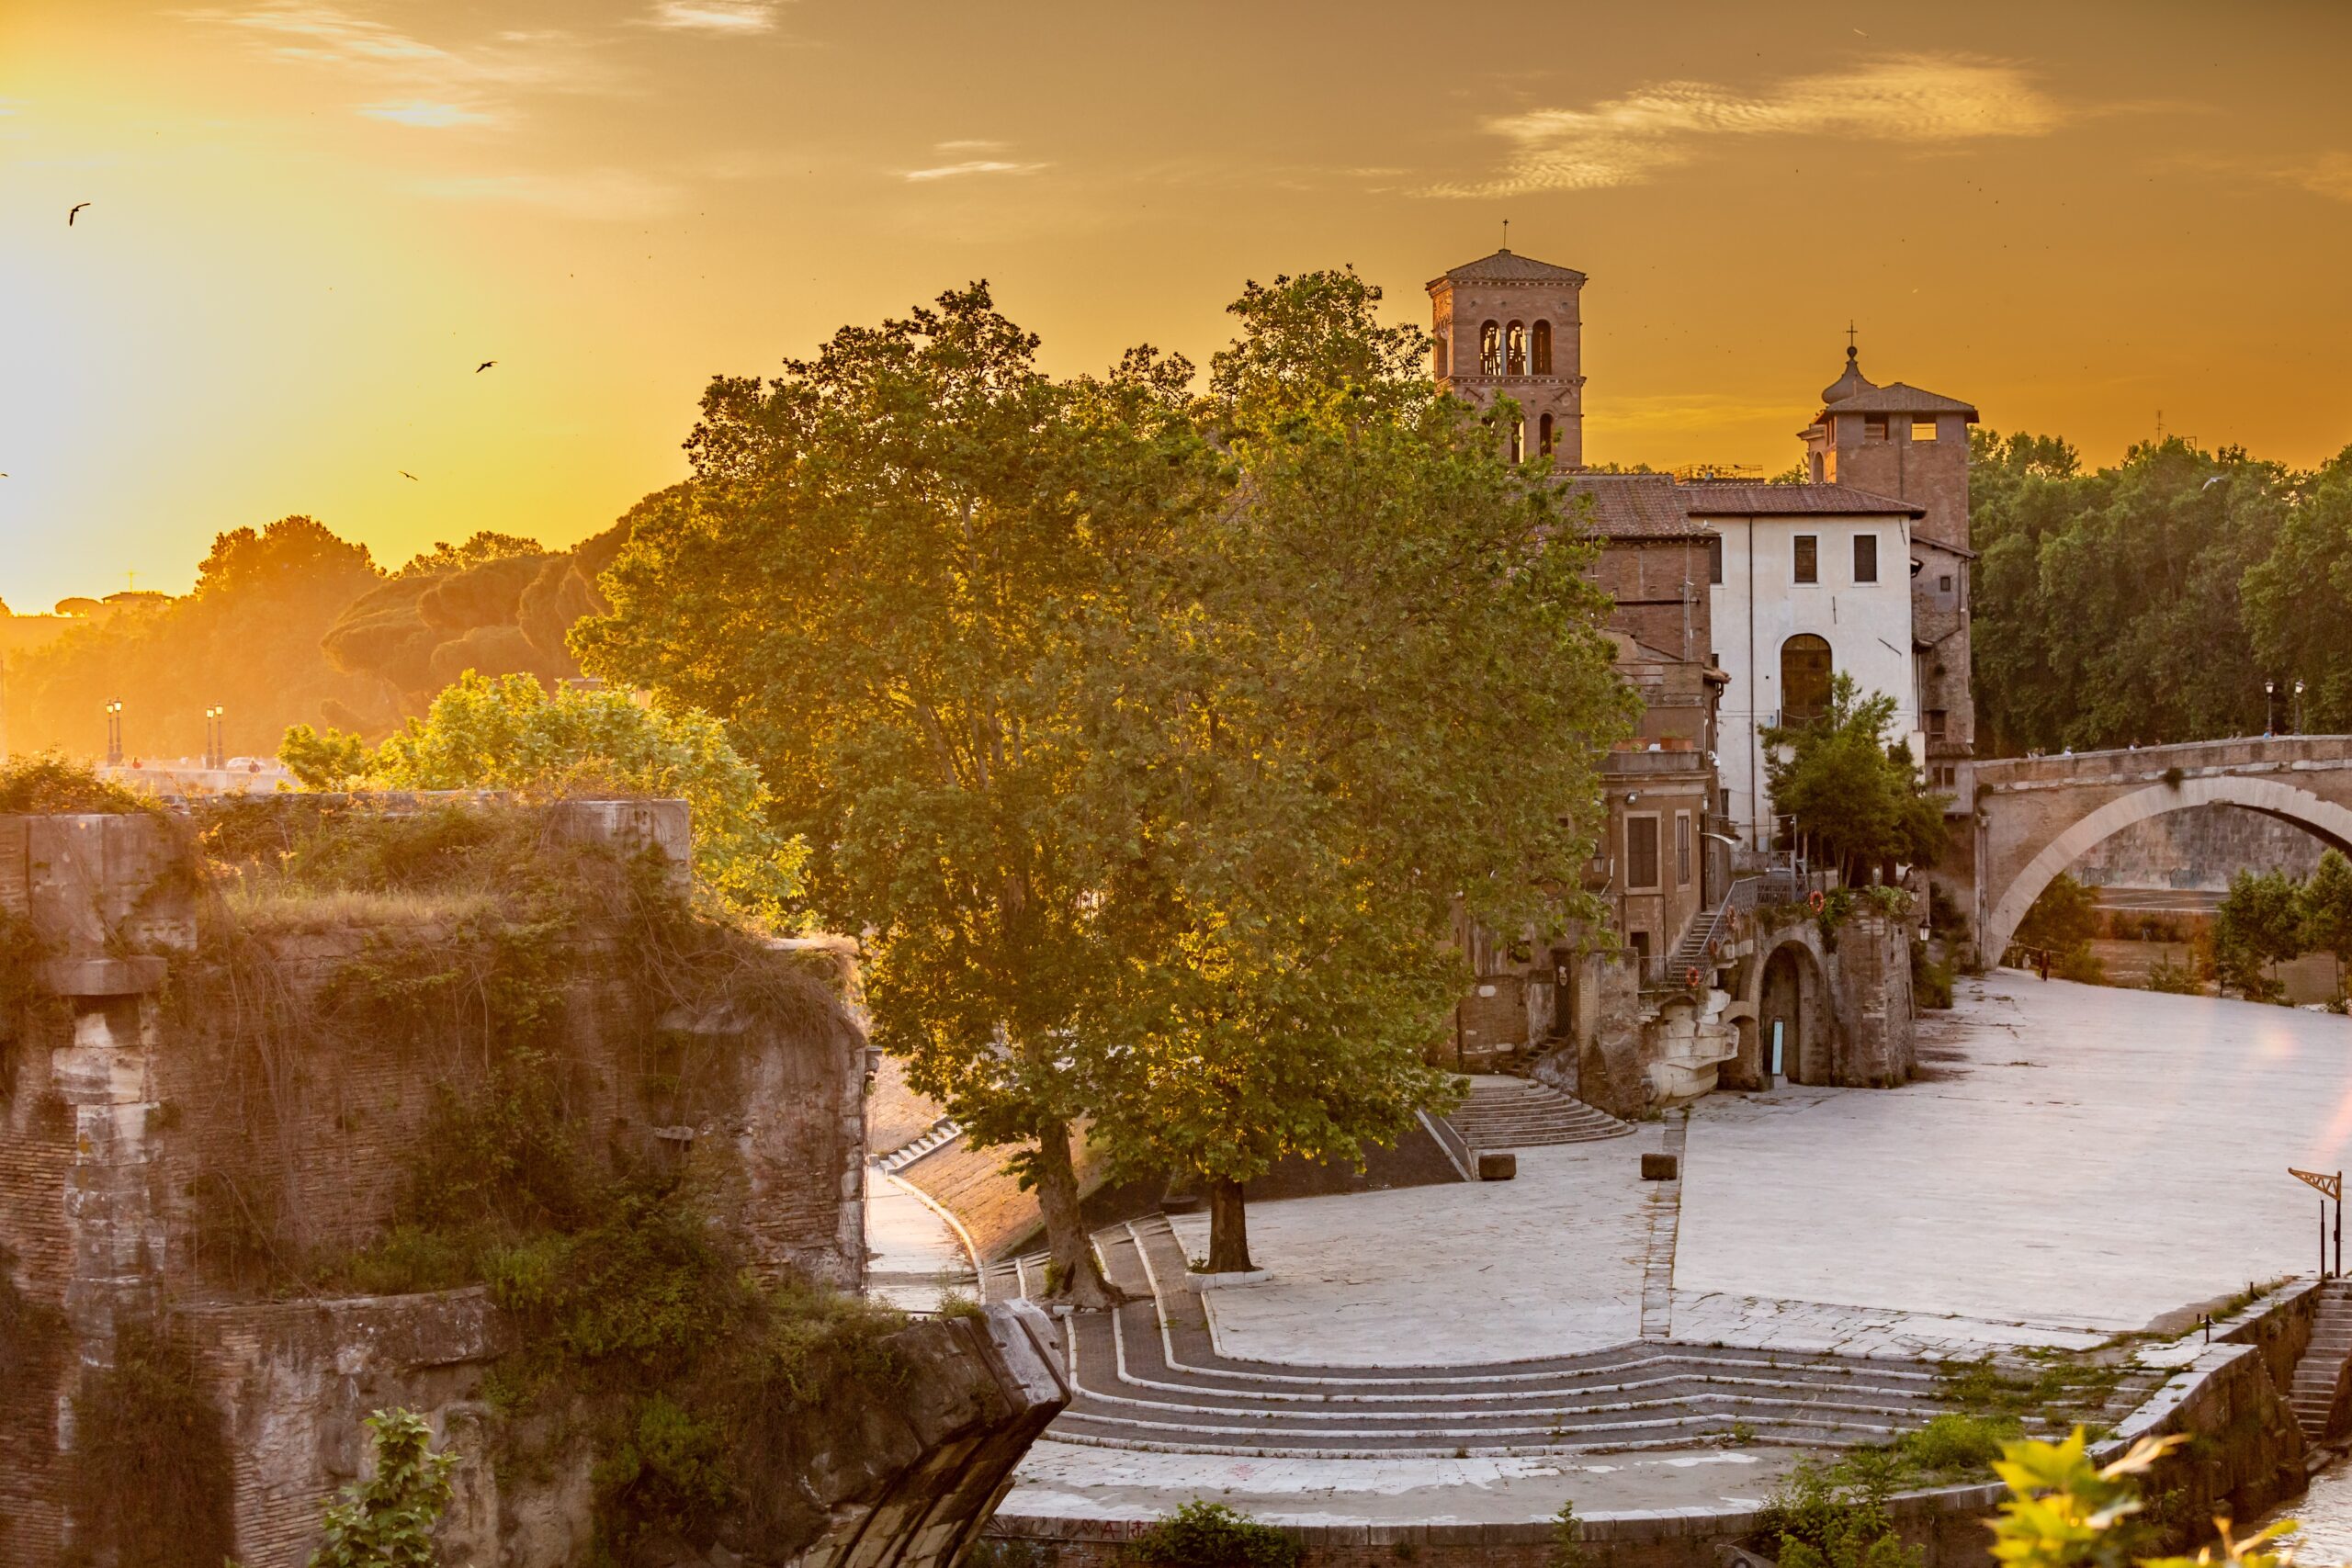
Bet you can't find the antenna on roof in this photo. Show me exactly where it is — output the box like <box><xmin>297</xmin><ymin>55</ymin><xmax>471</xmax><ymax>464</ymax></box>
<box><xmin>1501</xmin><ymin>218</ymin><xmax>1510</xmax><ymax>251</ymax></box>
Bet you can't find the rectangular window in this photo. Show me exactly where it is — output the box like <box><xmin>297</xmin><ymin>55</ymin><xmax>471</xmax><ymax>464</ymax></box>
<box><xmin>1910</xmin><ymin>417</ymin><xmax>1936</xmax><ymax>442</ymax></box>
<box><xmin>1626</xmin><ymin>816</ymin><xmax>1660</xmax><ymax>890</ymax></box>
<box><xmin>1854</xmin><ymin>534</ymin><xmax>1878</xmax><ymax>582</ymax></box>
<box><xmin>1939</xmin><ymin>573</ymin><xmax>1953</xmax><ymax>592</ymax></box>
<box><xmin>1928</xmin><ymin>709</ymin><xmax>1948</xmax><ymax>740</ymax></box>
<box><xmin>1865</xmin><ymin>417</ymin><xmax>1890</xmax><ymax>442</ymax></box>
<box><xmin>1675</xmin><ymin>812</ymin><xmax>1692</xmax><ymax>886</ymax></box>
<box><xmin>1793</xmin><ymin>535</ymin><xmax>1818</xmax><ymax>583</ymax></box>
<box><xmin>1707</xmin><ymin>534</ymin><xmax>1724</xmax><ymax>584</ymax></box>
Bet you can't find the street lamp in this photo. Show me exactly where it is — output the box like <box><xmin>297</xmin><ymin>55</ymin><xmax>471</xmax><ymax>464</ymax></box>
<box><xmin>204</xmin><ymin>705</ymin><xmax>225</xmax><ymax>770</ymax></box>
<box><xmin>2296</xmin><ymin>680</ymin><xmax>2307</xmax><ymax>736</ymax></box>
<box><xmin>104</xmin><ymin>699</ymin><xmax>123</xmax><ymax>768</ymax></box>
<box><xmin>2266</xmin><ymin>681</ymin><xmax>2278</xmax><ymax>738</ymax></box>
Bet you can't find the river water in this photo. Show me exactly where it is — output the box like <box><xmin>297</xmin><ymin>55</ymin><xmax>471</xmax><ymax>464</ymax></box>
<box><xmin>2264</xmin><ymin>1460</ymin><xmax>2352</xmax><ymax>1562</ymax></box>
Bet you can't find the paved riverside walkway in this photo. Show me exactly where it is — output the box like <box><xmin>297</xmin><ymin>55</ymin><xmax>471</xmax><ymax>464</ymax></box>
<box><xmin>1001</xmin><ymin>974</ymin><xmax>2352</xmax><ymax>1525</ymax></box>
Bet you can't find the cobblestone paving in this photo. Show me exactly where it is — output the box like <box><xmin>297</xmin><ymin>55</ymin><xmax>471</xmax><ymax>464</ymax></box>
<box><xmin>1676</xmin><ymin>975</ymin><xmax>2352</xmax><ymax>1333</ymax></box>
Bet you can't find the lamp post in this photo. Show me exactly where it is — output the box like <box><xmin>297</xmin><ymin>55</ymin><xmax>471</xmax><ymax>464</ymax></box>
<box><xmin>204</xmin><ymin>705</ymin><xmax>225</xmax><ymax>770</ymax></box>
<box><xmin>104</xmin><ymin>699</ymin><xmax>123</xmax><ymax>768</ymax></box>
<box><xmin>2266</xmin><ymin>681</ymin><xmax>2277</xmax><ymax>738</ymax></box>
<box><xmin>2296</xmin><ymin>680</ymin><xmax>2307</xmax><ymax>736</ymax></box>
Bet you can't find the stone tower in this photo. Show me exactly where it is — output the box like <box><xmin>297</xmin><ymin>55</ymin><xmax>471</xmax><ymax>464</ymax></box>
<box><xmin>1427</xmin><ymin>249</ymin><xmax>1587</xmax><ymax>469</ymax></box>
<box><xmin>1801</xmin><ymin>345</ymin><xmax>1980</xmax><ymax>780</ymax></box>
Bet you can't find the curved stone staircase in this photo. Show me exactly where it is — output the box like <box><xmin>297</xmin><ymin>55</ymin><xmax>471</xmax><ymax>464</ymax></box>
<box><xmin>2290</xmin><ymin>1278</ymin><xmax>2352</xmax><ymax>1442</ymax></box>
<box><xmin>1442</xmin><ymin>1077</ymin><xmax>1634</xmax><ymax>1150</ymax></box>
<box><xmin>1014</xmin><ymin>1215</ymin><xmax>1956</xmax><ymax>1458</ymax></box>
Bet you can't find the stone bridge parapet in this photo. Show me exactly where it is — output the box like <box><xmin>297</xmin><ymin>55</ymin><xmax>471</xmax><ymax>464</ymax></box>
<box><xmin>1962</xmin><ymin>735</ymin><xmax>2352</xmax><ymax>964</ymax></box>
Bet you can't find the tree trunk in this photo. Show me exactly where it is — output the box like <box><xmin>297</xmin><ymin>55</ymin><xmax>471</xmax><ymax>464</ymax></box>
<box><xmin>1032</xmin><ymin>1119</ymin><xmax>1126</xmax><ymax>1310</ymax></box>
<box><xmin>1205</xmin><ymin>1176</ymin><xmax>1253</xmax><ymax>1273</ymax></box>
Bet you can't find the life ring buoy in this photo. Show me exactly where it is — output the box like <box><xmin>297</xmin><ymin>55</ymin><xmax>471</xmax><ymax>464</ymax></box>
<box><xmin>1808</xmin><ymin>890</ymin><xmax>1826</xmax><ymax>912</ymax></box>
<box><xmin>1684</xmin><ymin>965</ymin><xmax>1702</xmax><ymax>989</ymax></box>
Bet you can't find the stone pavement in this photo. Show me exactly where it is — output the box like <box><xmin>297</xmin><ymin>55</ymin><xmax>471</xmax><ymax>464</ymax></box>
<box><xmin>1007</xmin><ymin>1438</ymin><xmax>1804</xmax><ymax>1526</ymax></box>
<box><xmin>1002</xmin><ymin>974</ymin><xmax>2350</xmax><ymax>1524</ymax></box>
<box><xmin>1162</xmin><ymin>1127</ymin><xmax>1665</xmax><ymax>1367</ymax></box>
<box><xmin>865</xmin><ymin>1171</ymin><xmax>978</xmax><ymax>1313</ymax></box>
<box><xmin>1675</xmin><ymin>975</ymin><xmax>2352</xmax><ymax>1334</ymax></box>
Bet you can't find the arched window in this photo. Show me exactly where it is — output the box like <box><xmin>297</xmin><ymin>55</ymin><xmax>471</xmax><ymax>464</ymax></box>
<box><xmin>1532</xmin><ymin>321</ymin><xmax>1553</xmax><ymax>374</ymax></box>
<box><xmin>1434</xmin><ymin>337</ymin><xmax>1448</xmax><ymax>378</ymax></box>
<box><xmin>1505</xmin><ymin>322</ymin><xmax>1527</xmax><ymax>377</ymax></box>
<box><xmin>1539</xmin><ymin>412</ymin><xmax>1555</xmax><ymax>456</ymax></box>
<box><xmin>1780</xmin><ymin>634</ymin><xmax>1834</xmax><ymax>726</ymax></box>
<box><xmin>1480</xmin><ymin>321</ymin><xmax>1501</xmax><ymax>377</ymax></box>
<box><xmin>1509</xmin><ymin>421</ymin><xmax>1525</xmax><ymax>463</ymax></box>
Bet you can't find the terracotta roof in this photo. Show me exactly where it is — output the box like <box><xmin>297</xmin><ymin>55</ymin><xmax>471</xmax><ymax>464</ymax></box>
<box><xmin>1428</xmin><ymin>248</ymin><xmax>1588</xmax><ymax>289</ymax></box>
<box><xmin>1821</xmin><ymin>382</ymin><xmax>1979</xmax><ymax>419</ymax></box>
<box><xmin>1679</xmin><ymin>482</ymin><xmax>1925</xmax><ymax>518</ymax></box>
<box><xmin>1559</xmin><ymin>475</ymin><xmax>1714</xmax><ymax>539</ymax></box>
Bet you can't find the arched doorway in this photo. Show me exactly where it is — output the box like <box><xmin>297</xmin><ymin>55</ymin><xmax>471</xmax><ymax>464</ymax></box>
<box><xmin>1781</xmin><ymin>634</ymin><xmax>1833</xmax><ymax>727</ymax></box>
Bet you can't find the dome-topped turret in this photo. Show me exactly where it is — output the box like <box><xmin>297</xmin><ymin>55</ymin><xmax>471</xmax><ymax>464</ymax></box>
<box><xmin>1821</xmin><ymin>344</ymin><xmax>1875</xmax><ymax>407</ymax></box>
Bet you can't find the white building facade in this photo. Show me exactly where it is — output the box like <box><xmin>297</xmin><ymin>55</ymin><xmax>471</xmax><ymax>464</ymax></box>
<box><xmin>1693</xmin><ymin>485</ymin><xmax>1928</xmax><ymax>851</ymax></box>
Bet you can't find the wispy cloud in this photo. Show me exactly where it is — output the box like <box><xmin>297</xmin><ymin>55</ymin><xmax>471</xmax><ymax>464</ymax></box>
<box><xmin>648</xmin><ymin>0</ymin><xmax>785</xmax><ymax>31</ymax></box>
<box><xmin>2286</xmin><ymin>152</ymin><xmax>2352</xmax><ymax>203</ymax></box>
<box><xmin>180</xmin><ymin>3</ymin><xmax>613</xmax><ymax>122</ymax></box>
<box><xmin>359</xmin><ymin>99</ymin><xmax>494</xmax><ymax>128</ymax></box>
<box><xmin>933</xmin><ymin>138</ymin><xmax>1006</xmax><ymax>153</ymax></box>
<box><xmin>1437</xmin><ymin>54</ymin><xmax>2066</xmax><ymax>197</ymax></box>
<box><xmin>903</xmin><ymin>159</ymin><xmax>1046</xmax><ymax>183</ymax></box>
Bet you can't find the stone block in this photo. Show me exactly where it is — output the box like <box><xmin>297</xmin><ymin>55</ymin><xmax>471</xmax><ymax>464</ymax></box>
<box><xmin>1642</xmin><ymin>1152</ymin><xmax>1679</xmax><ymax>1180</ymax></box>
<box><xmin>1476</xmin><ymin>1151</ymin><xmax>1517</xmax><ymax>1180</ymax></box>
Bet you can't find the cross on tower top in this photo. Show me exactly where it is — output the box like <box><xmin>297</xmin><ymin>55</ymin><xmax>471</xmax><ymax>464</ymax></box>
<box><xmin>1845</xmin><ymin>320</ymin><xmax>1858</xmax><ymax>352</ymax></box>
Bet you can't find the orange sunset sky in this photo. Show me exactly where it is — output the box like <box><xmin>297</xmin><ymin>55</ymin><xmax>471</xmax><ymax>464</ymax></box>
<box><xmin>3</xmin><ymin>0</ymin><xmax>2348</xmax><ymax>612</ymax></box>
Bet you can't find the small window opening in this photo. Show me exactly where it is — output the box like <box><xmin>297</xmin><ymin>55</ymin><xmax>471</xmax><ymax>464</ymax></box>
<box><xmin>1434</xmin><ymin>337</ymin><xmax>1448</xmax><ymax>378</ymax></box>
<box><xmin>1853</xmin><ymin>534</ymin><xmax>1878</xmax><ymax>582</ymax></box>
<box><xmin>1532</xmin><ymin>320</ymin><xmax>1553</xmax><ymax>374</ymax></box>
<box><xmin>1793</xmin><ymin>535</ymin><xmax>1818</xmax><ymax>584</ymax></box>
<box><xmin>1539</xmin><ymin>412</ymin><xmax>1555</xmax><ymax>456</ymax></box>
<box><xmin>1707</xmin><ymin>535</ymin><xmax>1724</xmax><ymax>585</ymax></box>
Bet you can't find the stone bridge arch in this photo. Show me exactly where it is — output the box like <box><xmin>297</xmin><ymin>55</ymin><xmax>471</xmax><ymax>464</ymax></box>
<box><xmin>1980</xmin><ymin>772</ymin><xmax>2352</xmax><ymax>963</ymax></box>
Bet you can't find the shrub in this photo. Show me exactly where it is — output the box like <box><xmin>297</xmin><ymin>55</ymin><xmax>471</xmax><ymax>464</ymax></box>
<box><xmin>1121</xmin><ymin>1501</ymin><xmax>1302</xmax><ymax>1568</ymax></box>
<box><xmin>2143</xmin><ymin>959</ymin><xmax>2203</xmax><ymax>996</ymax></box>
<box><xmin>0</xmin><ymin>754</ymin><xmax>156</xmax><ymax>814</ymax></box>
<box><xmin>1547</xmin><ymin>1501</ymin><xmax>1589</xmax><ymax>1568</ymax></box>
<box><xmin>308</xmin><ymin>1407</ymin><xmax>458</xmax><ymax>1568</ymax></box>
<box><xmin>2054</xmin><ymin>947</ymin><xmax>2108</xmax><ymax>986</ymax></box>
<box><xmin>1911</xmin><ymin>942</ymin><xmax>1954</xmax><ymax>1010</ymax></box>
<box><xmin>1751</xmin><ymin>1455</ymin><xmax>1919</xmax><ymax>1568</ymax></box>
<box><xmin>1898</xmin><ymin>1413</ymin><xmax>2019</xmax><ymax>1477</ymax></box>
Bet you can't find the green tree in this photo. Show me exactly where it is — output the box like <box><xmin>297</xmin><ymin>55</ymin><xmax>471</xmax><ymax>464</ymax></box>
<box><xmin>2244</xmin><ymin>443</ymin><xmax>2352</xmax><ymax>732</ymax></box>
<box><xmin>2014</xmin><ymin>874</ymin><xmax>2099</xmax><ymax>959</ymax></box>
<box><xmin>1970</xmin><ymin>433</ymin><xmax>2289</xmax><ymax>754</ymax></box>
<box><xmin>1759</xmin><ymin>673</ymin><xmax>1946</xmax><ymax>887</ymax></box>
<box><xmin>573</xmin><ymin>284</ymin><xmax>1159</xmax><ymax>1306</ymax></box>
<box><xmin>279</xmin><ymin>671</ymin><xmax>805</xmax><ymax>924</ymax></box>
<box><xmin>2299</xmin><ymin>848</ymin><xmax>2352</xmax><ymax>987</ymax></box>
<box><xmin>2213</xmin><ymin>866</ymin><xmax>2303</xmax><ymax>1003</ymax></box>
<box><xmin>4</xmin><ymin>514</ymin><xmax>390</xmax><ymax>760</ymax></box>
<box><xmin>1078</xmin><ymin>270</ymin><xmax>1633</xmax><ymax>1269</ymax></box>
<box><xmin>306</xmin><ymin>1408</ymin><xmax>458</xmax><ymax>1568</ymax></box>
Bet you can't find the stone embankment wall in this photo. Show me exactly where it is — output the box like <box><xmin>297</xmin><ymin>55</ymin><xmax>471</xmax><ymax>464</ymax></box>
<box><xmin>0</xmin><ymin>798</ymin><xmax>1067</xmax><ymax>1568</ymax></box>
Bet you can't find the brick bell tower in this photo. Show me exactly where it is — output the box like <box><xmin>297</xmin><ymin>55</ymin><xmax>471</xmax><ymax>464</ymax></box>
<box><xmin>1427</xmin><ymin>248</ymin><xmax>1588</xmax><ymax>469</ymax></box>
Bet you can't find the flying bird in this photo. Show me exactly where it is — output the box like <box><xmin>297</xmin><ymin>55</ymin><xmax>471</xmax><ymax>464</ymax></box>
<box><xmin>68</xmin><ymin>202</ymin><xmax>90</xmax><ymax>225</ymax></box>
<box><xmin>2202</xmin><ymin>477</ymin><xmax>2225</xmax><ymax>491</ymax></box>
<box><xmin>475</xmin><ymin>360</ymin><xmax>496</xmax><ymax>373</ymax></box>
<box><xmin>399</xmin><ymin>470</ymin><xmax>419</xmax><ymax>481</ymax></box>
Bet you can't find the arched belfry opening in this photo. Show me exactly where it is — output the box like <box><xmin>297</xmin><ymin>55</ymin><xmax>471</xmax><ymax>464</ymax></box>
<box><xmin>1480</xmin><ymin>321</ymin><xmax>1501</xmax><ymax>377</ymax></box>
<box><xmin>1505</xmin><ymin>322</ymin><xmax>1527</xmax><ymax>377</ymax></box>
<box><xmin>1532</xmin><ymin>320</ymin><xmax>1552</xmax><ymax>374</ymax></box>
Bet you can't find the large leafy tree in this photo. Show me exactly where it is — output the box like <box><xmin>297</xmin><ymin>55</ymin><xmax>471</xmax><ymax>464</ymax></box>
<box><xmin>1076</xmin><ymin>271</ymin><xmax>1634</xmax><ymax>1270</ymax></box>
<box><xmin>1971</xmin><ymin>433</ymin><xmax>2291</xmax><ymax>754</ymax></box>
<box><xmin>4</xmin><ymin>514</ymin><xmax>389</xmax><ymax>758</ymax></box>
<box><xmin>2213</xmin><ymin>867</ymin><xmax>2303</xmax><ymax>1003</ymax></box>
<box><xmin>1759</xmin><ymin>673</ymin><xmax>1946</xmax><ymax>887</ymax></box>
<box><xmin>279</xmin><ymin>671</ymin><xmax>805</xmax><ymax>923</ymax></box>
<box><xmin>572</xmin><ymin>285</ymin><xmax>1169</xmax><ymax>1305</ymax></box>
<box><xmin>2298</xmin><ymin>848</ymin><xmax>2352</xmax><ymax>980</ymax></box>
<box><xmin>2244</xmin><ymin>446</ymin><xmax>2352</xmax><ymax>733</ymax></box>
